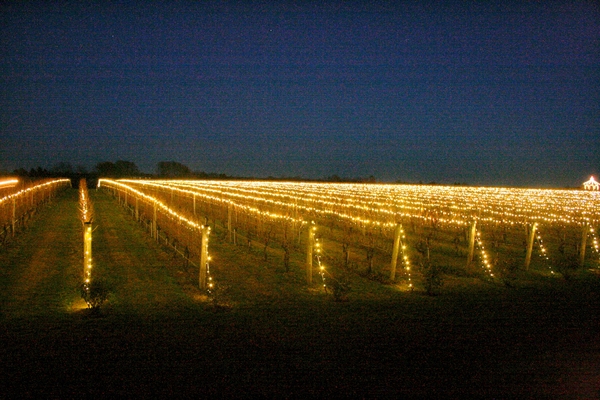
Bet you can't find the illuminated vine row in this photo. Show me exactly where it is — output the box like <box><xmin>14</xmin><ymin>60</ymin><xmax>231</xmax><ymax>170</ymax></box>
<box><xmin>119</xmin><ymin>180</ymin><xmax>600</xmax><ymax>229</ymax></box>
<box><xmin>0</xmin><ymin>178</ymin><xmax>71</xmax><ymax>235</ymax></box>
<box><xmin>98</xmin><ymin>179</ymin><xmax>216</xmax><ymax>294</ymax></box>
<box><xmin>99</xmin><ymin>179</ymin><xmax>600</xmax><ymax>287</ymax></box>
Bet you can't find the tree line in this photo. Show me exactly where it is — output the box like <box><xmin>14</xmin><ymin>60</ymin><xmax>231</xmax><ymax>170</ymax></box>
<box><xmin>4</xmin><ymin>160</ymin><xmax>381</xmax><ymax>184</ymax></box>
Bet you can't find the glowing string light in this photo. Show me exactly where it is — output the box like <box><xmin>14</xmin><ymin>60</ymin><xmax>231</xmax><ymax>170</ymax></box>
<box><xmin>0</xmin><ymin>179</ymin><xmax>19</xmax><ymax>188</ymax></box>
<box><xmin>475</xmin><ymin>231</ymin><xmax>495</xmax><ymax>279</ymax></box>
<box><xmin>97</xmin><ymin>179</ymin><xmax>600</xmax><ymax>284</ymax></box>
<box><xmin>314</xmin><ymin>236</ymin><xmax>327</xmax><ymax>290</ymax></box>
<box><xmin>534</xmin><ymin>228</ymin><xmax>554</xmax><ymax>274</ymax></box>
<box><xmin>588</xmin><ymin>226</ymin><xmax>600</xmax><ymax>268</ymax></box>
<box><xmin>398</xmin><ymin>225</ymin><xmax>413</xmax><ymax>289</ymax></box>
<box><xmin>0</xmin><ymin>179</ymin><xmax>70</xmax><ymax>207</ymax></box>
<box><xmin>99</xmin><ymin>179</ymin><xmax>217</xmax><ymax>297</ymax></box>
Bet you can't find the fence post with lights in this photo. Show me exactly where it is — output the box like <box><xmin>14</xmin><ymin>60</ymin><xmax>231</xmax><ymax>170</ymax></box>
<box><xmin>227</xmin><ymin>203</ymin><xmax>233</xmax><ymax>243</ymax></box>
<box><xmin>79</xmin><ymin>179</ymin><xmax>94</xmax><ymax>285</ymax></box>
<box><xmin>525</xmin><ymin>222</ymin><xmax>537</xmax><ymax>271</ymax></box>
<box><xmin>390</xmin><ymin>224</ymin><xmax>403</xmax><ymax>281</ymax></box>
<box><xmin>306</xmin><ymin>223</ymin><xmax>316</xmax><ymax>284</ymax></box>
<box><xmin>466</xmin><ymin>220</ymin><xmax>477</xmax><ymax>268</ymax></box>
<box><xmin>153</xmin><ymin>202</ymin><xmax>158</xmax><ymax>241</ymax></box>
<box><xmin>580</xmin><ymin>223</ymin><xmax>589</xmax><ymax>267</ymax></box>
<box><xmin>12</xmin><ymin>197</ymin><xmax>16</xmax><ymax>237</ymax></box>
<box><xmin>199</xmin><ymin>225</ymin><xmax>210</xmax><ymax>290</ymax></box>
<box><xmin>590</xmin><ymin>226</ymin><xmax>600</xmax><ymax>267</ymax></box>
<box><xmin>84</xmin><ymin>222</ymin><xmax>92</xmax><ymax>283</ymax></box>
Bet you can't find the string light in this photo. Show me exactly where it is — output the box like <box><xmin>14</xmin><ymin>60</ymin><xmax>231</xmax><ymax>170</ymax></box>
<box><xmin>206</xmin><ymin>231</ymin><xmax>215</xmax><ymax>297</ymax></box>
<box><xmin>0</xmin><ymin>179</ymin><xmax>71</xmax><ymax>231</ymax></box>
<box><xmin>399</xmin><ymin>226</ymin><xmax>413</xmax><ymax>289</ymax></box>
<box><xmin>587</xmin><ymin>226</ymin><xmax>600</xmax><ymax>268</ymax></box>
<box><xmin>99</xmin><ymin>179</ymin><xmax>217</xmax><ymax>297</ymax></box>
<box><xmin>79</xmin><ymin>179</ymin><xmax>95</xmax><ymax>302</ymax></box>
<box><xmin>98</xmin><ymin>179</ymin><xmax>208</xmax><ymax>231</ymax></box>
<box><xmin>534</xmin><ymin>228</ymin><xmax>554</xmax><ymax>274</ymax></box>
<box><xmin>0</xmin><ymin>179</ymin><xmax>70</xmax><ymax>207</ymax></box>
<box><xmin>111</xmin><ymin>179</ymin><xmax>599</xmax><ymax>230</ymax></box>
<box><xmin>98</xmin><ymin>179</ymin><xmax>600</xmax><ymax>284</ymax></box>
<box><xmin>475</xmin><ymin>230</ymin><xmax>495</xmax><ymax>279</ymax></box>
<box><xmin>0</xmin><ymin>179</ymin><xmax>19</xmax><ymax>188</ymax></box>
<box><xmin>314</xmin><ymin>236</ymin><xmax>327</xmax><ymax>290</ymax></box>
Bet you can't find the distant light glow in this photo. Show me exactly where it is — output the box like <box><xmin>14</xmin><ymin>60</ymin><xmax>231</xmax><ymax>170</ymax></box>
<box><xmin>583</xmin><ymin>176</ymin><xmax>600</xmax><ymax>191</ymax></box>
<box><xmin>0</xmin><ymin>179</ymin><xmax>18</xmax><ymax>188</ymax></box>
<box><xmin>103</xmin><ymin>179</ymin><xmax>600</xmax><ymax>228</ymax></box>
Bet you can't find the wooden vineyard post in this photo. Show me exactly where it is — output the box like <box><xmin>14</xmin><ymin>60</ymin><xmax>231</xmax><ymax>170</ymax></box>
<box><xmin>12</xmin><ymin>197</ymin><xmax>16</xmax><ymax>237</ymax></box>
<box><xmin>83</xmin><ymin>222</ymin><xmax>92</xmax><ymax>283</ymax></box>
<box><xmin>390</xmin><ymin>224</ymin><xmax>403</xmax><ymax>281</ymax></box>
<box><xmin>524</xmin><ymin>222</ymin><xmax>537</xmax><ymax>271</ymax></box>
<box><xmin>199</xmin><ymin>226</ymin><xmax>210</xmax><ymax>290</ymax></box>
<box><xmin>193</xmin><ymin>194</ymin><xmax>196</xmax><ymax>216</ymax></box>
<box><xmin>580</xmin><ymin>223</ymin><xmax>589</xmax><ymax>267</ymax></box>
<box><xmin>153</xmin><ymin>202</ymin><xmax>158</xmax><ymax>240</ymax></box>
<box><xmin>135</xmin><ymin>197</ymin><xmax>139</xmax><ymax>221</ymax></box>
<box><xmin>466</xmin><ymin>220</ymin><xmax>477</xmax><ymax>268</ymax></box>
<box><xmin>228</xmin><ymin>203</ymin><xmax>232</xmax><ymax>243</ymax></box>
<box><xmin>306</xmin><ymin>223</ymin><xmax>316</xmax><ymax>284</ymax></box>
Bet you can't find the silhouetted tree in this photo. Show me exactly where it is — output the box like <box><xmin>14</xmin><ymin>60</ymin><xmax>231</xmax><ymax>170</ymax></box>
<box><xmin>95</xmin><ymin>161</ymin><xmax>117</xmax><ymax>177</ymax></box>
<box><xmin>114</xmin><ymin>160</ymin><xmax>140</xmax><ymax>177</ymax></box>
<box><xmin>95</xmin><ymin>160</ymin><xmax>140</xmax><ymax>178</ymax></box>
<box><xmin>157</xmin><ymin>161</ymin><xmax>192</xmax><ymax>178</ymax></box>
<box><xmin>50</xmin><ymin>162</ymin><xmax>74</xmax><ymax>176</ymax></box>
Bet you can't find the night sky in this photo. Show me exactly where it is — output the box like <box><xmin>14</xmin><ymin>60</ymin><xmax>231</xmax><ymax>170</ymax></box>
<box><xmin>1</xmin><ymin>1</ymin><xmax>599</xmax><ymax>187</ymax></box>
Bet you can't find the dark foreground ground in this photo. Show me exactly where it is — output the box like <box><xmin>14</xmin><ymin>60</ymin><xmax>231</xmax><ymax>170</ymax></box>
<box><xmin>1</xmin><ymin>190</ymin><xmax>599</xmax><ymax>398</ymax></box>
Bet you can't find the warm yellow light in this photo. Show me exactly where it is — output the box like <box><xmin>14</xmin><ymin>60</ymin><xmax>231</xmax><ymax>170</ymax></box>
<box><xmin>0</xmin><ymin>179</ymin><xmax>18</xmax><ymax>188</ymax></box>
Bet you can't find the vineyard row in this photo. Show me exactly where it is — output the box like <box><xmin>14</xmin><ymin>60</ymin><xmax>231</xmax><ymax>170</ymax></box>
<box><xmin>98</xmin><ymin>179</ymin><xmax>600</xmax><ymax>286</ymax></box>
<box><xmin>0</xmin><ymin>178</ymin><xmax>71</xmax><ymax>244</ymax></box>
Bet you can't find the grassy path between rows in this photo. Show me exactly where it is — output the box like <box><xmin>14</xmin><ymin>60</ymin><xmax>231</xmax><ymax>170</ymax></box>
<box><xmin>0</xmin><ymin>188</ymin><xmax>599</xmax><ymax>397</ymax></box>
<box><xmin>0</xmin><ymin>189</ymin><xmax>81</xmax><ymax>318</ymax></box>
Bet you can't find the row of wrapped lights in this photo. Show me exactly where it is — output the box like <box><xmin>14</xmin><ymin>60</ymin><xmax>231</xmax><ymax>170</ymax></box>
<box><xmin>534</xmin><ymin>228</ymin><xmax>554</xmax><ymax>275</ymax></box>
<box><xmin>476</xmin><ymin>230</ymin><xmax>495</xmax><ymax>279</ymax></box>
<box><xmin>588</xmin><ymin>226</ymin><xmax>600</xmax><ymax>268</ymax></box>
<box><xmin>160</xmin><ymin>180</ymin><xmax>599</xmax><ymax>227</ymax></box>
<box><xmin>79</xmin><ymin>179</ymin><xmax>94</xmax><ymax>293</ymax></box>
<box><xmin>99</xmin><ymin>179</ymin><xmax>216</xmax><ymax>296</ymax></box>
<box><xmin>105</xmin><ymin>179</ymin><xmax>600</xmax><ymax>288</ymax></box>
<box><xmin>0</xmin><ymin>178</ymin><xmax>70</xmax><ymax>206</ymax></box>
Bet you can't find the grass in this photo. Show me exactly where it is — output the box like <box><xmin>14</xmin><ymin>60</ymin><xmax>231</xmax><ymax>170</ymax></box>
<box><xmin>0</xmin><ymin>188</ymin><xmax>599</xmax><ymax>397</ymax></box>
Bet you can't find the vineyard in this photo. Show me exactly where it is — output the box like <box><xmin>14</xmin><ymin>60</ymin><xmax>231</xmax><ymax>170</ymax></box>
<box><xmin>0</xmin><ymin>178</ymin><xmax>71</xmax><ymax>245</ymax></box>
<box><xmin>98</xmin><ymin>179</ymin><xmax>600</xmax><ymax>293</ymax></box>
<box><xmin>1</xmin><ymin>178</ymin><xmax>599</xmax><ymax>397</ymax></box>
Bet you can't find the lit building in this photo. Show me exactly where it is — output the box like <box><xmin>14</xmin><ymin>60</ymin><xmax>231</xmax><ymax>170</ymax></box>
<box><xmin>583</xmin><ymin>176</ymin><xmax>600</xmax><ymax>191</ymax></box>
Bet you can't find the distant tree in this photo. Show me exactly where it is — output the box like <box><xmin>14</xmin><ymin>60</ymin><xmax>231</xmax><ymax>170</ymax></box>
<box><xmin>50</xmin><ymin>162</ymin><xmax>74</xmax><ymax>176</ymax></box>
<box><xmin>13</xmin><ymin>168</ymin><xmax>29</xmax><ymax>177</ymax></box>
<box><xmin>114</xmin><ymin>160</ymin><xmax>140</xmax><ymax>177</ymax></box>
<box><xmin>95</xmin><ymin>161</ymin><xmax>116</xmax><ymax>177</ymax></box>
<box><xmin>95</xmin><ymin>160</ymin><xmax>140</xmax><ymax>178</ymax></box>
<box><xmin>157</xmin><ymin>161</ymin><xmax>192</xmax><ymax>178</ymax></box>
<box><xmin>12</xmin><ymin>167</ymin><xmax>49</xmax><ymax>177</ymax></box>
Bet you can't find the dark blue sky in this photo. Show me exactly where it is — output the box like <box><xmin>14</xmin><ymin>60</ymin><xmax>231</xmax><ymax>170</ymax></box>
<box><xmin>1</xmin><ymin>1</ymin><xmax>599</xmax><ymax>186</ymax></box>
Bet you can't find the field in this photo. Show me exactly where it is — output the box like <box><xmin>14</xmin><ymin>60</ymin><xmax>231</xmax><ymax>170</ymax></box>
<box><xmin>0</xmin><ymin>183</ymin><xmax>599</xmax><ymax>397</ymax></box>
